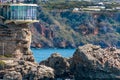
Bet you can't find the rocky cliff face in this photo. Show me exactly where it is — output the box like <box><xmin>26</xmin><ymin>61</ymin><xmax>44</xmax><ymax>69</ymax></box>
<box><xmin>0</xmin><ymin>18</ymin><xmax>55</xmax><ymax>80</ymax></box>
<box><xmin>31</xmin><ymin>10</ymin><xmax>120</xmax><ymax>48</ymax></box>
<box><xmin>0</xmin><ymin>21</ymin><xmax>34</xmax><ymax>62</ymax></box>
<box><xmin>1</xmin><ymin>26</ymin><xmax>120</xmax><ymax>80</ymax></box>
<box><xmin>72</xmin><ymin>44</ymin><xmax>120</xmax><ymax>79</ymax></box>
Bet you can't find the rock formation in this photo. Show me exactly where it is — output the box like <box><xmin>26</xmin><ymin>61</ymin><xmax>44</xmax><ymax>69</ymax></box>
<box><xmin>3</xmin><ymin>71</ymin><xmax>22</xmax><ymax>80</ymax></box>
<box><xmin>40</xmin><ymin>44</ymin><xmax>120</xmax><ymax>80</ymax></box>
<box><xmin>2</xmin><ymin>60</ymin><xmax>54</xmax><ymax>80</ymax></box>
<box><xmin>0</xmin><ymin>22</ymin><xmax>34</xmax><ymax>62</ymax></box>
<box><xmin>0</xmin><ymin>18</ymin><xmax>55</xmax><ymax>79</ymax></box>
<box><xmin>71</xmin><ymin>44</ymin><xmax>120</xmax><ymax>80</ymax></box>
<box><xmin>40</xmin><ymin>53</ymin><xmax>74</xmax><ymax>79</ymax></box>
<box><xmin>1</xmin><ymin>13</ymin><xmax>120</xmax><ymax>80</ymax></box>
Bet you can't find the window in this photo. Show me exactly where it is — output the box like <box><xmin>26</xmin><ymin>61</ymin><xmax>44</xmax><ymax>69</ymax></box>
<box><xmin>9</xmin><ymin>5</ymin><xmax>37</xmax><ymax>20</ymax></box>
<box><xmin>10</xmin><ymin>6</ymin><xmax>18</xmax><ymax>20</ymax></box>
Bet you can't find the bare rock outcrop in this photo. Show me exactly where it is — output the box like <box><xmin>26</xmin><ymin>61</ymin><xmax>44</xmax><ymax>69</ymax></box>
<box><xmin>3</xmin><ymin>71</ymin><xmax>22</xmax><ymax>80</ymax></box>
<box><xmin>71</xmin><ymin>44</ymin><xmax>120</xmax><ymax>80</ymax></box>
<box><xmin>0</xmin><ymin>18</ymin><xmax>55</xmax><ymax>80</ymax></box>
<box><xmin>1</xmin><ymin>60</ymin><xmax>54</xmax><ymax>80</ymax></box>
<box><xmin>16</xmin><ymin>61</ymin><xmax>54</xmax><ymax>80</ymax></box>
<box><xmin>0</xmin><ymin>22</ymin><xmax>34</xmax><ymax>62</ymax></box>
<box><xmin>40</xmin><ymin>53</ymin><xmax>73</xmax><ymax>79</ymax></box>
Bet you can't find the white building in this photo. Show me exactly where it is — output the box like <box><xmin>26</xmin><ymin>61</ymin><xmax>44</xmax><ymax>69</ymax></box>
<box><xmin>88</xmin><ymin>6</ymin><xmax>105</xmax><ymax>9</ymax></box>
<box><xmin>116</xmin><ymin>7</ymin><xmax>120</xmax><ymax>10</ymax></box>
<box><xmin>73</xmin><ymin>8</ymin><xmax>79</xmax><ymax>12</ymax></box>
<box><xmin>0</xmin><ymin>0</ymin><xmax>8</xmax><ymax>3</ymax></box>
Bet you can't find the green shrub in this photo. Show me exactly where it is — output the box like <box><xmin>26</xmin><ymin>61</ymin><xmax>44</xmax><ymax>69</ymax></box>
<box><xmin>0</xmin><ymin>55</ymin><xmax>5</xmax><ymax>58</ymax></box>
<box><xmin>0</xmin><ymin>54</ymin><xmax>13</xmax><ymax>58</ymax></box>
<box><xmin>4</xmin><ymin>54</ymin><xmax>13</xmax><ymax>58</ymax></box>
<box><xmin>0</xmin><ymin>60</ymin><xmax>6</xmax><ymax>70</ymax></box>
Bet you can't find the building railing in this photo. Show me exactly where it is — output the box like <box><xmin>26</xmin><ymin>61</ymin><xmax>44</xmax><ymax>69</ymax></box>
<box><xmin>0</xmin><ymin>4</ymin><xmax>38</xmax><ymax>21</ymax></box>
<box><xmin>0</xmin><ymin>0</ymin><xmax>37</xmax><ymax>4</ymax></box>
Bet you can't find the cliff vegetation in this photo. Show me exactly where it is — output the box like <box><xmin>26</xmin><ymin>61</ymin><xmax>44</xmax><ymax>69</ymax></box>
<box><xmin>31</xmin><ymin>7</ymin><xmax>120</xmax><ymax>48</ymax></box>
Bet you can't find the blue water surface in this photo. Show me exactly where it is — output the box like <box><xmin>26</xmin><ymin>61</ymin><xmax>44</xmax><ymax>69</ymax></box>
<box><xmin>31</xmin><ymin>48</ymin><xmax>76</xmax><ymax>63</ymax></box>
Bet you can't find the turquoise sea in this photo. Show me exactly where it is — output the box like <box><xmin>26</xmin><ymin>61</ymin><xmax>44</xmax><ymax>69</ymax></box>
<box><xmin>31</xmin><ymin>48</ymin><xmax>76</xmax><ymax>63</ymax></box>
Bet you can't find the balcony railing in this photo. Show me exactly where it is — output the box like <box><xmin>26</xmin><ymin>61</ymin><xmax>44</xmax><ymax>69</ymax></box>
<box><xmin>0</xmin><ymin>4</ymin><xmax>38</xmax><ymax>21</ymax></box>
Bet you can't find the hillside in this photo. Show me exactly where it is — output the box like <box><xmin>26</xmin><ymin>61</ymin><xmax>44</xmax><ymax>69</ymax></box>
<box><xmin>30</xmin><ymin>7</ymin><xmax>120</xmax><ymax>48</ymax></box>
<box><xmin>29</xmin><ymin>0</ymin><xmax>120</xmax><ymax>48</ymax></box>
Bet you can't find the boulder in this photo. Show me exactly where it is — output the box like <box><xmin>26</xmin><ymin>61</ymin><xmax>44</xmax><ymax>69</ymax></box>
<box><xmin>40</xmin><ymin>53</ymin><xmax>73</xmax><ymax>79</ymax></box>
<box><xmin>15</xmin><ymin>61</ymin><xmax>54</xmax><ymax>80</ymax></box>
<box><xmin>3</xmin><ymin>71</ymin><xmax>22</xmax><ymax>80</ymax></box>
<box><xmin>35</xmin><ymin>65</ymin><xmax>54</xmax><ymax>80</ymax></box>
<box><xmin>0</xmin><ymin>60</ymin><xmax>54</xmax><ymax>80</ymax></box>
<box><xmin>71</xmin><ymin>44</ymin><xmax>120</xmax><ymax>80</ymax></box>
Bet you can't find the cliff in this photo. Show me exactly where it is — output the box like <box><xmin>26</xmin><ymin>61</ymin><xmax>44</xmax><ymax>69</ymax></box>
<box><xmin>31</xmin><ymin>10</ymin><xmax>120</xmax><ymax>48</ymax></box>
<box><xmin>1</xmin><ymin>19</ymin><xmax>120</xmax><ymax>80</ymax></box>
<box><xmin>0</xmin><ymin>20</ymin><xmax>34</xmax><ymax>62</ymax></box>
<box><xmin>0</xmin><ymin>18</ymin><xmax>55</xmax><ymax>80</ymax></box>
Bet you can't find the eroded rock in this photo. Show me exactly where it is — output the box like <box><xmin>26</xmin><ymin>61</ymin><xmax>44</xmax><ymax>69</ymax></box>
<box><xmin>3</xmin><ymin>71</ymin><xmax>22</xmax><ymax>80</ymax></box>
<box><xmin>0</xmin><ymin>20</ymin><xmax>54</xmax><ymax>80</ymax></box>
<box><xmin>71</xmin><ymin>44</ymin><xmax>120</xmax><ymax>80</ymax></box>
<box><xmin>2</xmin><ymin>61</ymin><xmax>54</xmax><ymax>80</ymax></box>
<box><xmin>40</xmin><ymin>53</ymin><xmax>73</xmax><ymax>79</ymax></box>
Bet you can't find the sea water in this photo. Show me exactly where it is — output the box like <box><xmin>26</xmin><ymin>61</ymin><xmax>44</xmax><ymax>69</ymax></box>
<box><xmin>31</xmin><ymin>48</ymin><xmax>75</xmax><ymax>63</ymax></box>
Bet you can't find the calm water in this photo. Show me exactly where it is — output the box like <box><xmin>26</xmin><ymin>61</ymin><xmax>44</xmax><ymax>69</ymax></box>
<box><xmin>31</xmin><ymin>48</ymin><xmax>76</xmax><ymax>63</ymax></box>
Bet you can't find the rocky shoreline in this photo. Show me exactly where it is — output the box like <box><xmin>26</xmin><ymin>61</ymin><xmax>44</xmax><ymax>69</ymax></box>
<box><xmin>1</xmin><ymin>17</ymin><xmax>120</xmax><ymax>79</ymax></box>
<box><xmin>2</xmin><ymin>61</ymin><xmax>54</xmax><ymax>80</ymax></box>
<box><xmin>1</xmin><ymin>44</ymin><xmax>120</xmax><ymax>80</ymax></box>
<box><xmin>40</xmin><ymin>44</ymin><xmax>120</xmax><ymax>80</ymax></box>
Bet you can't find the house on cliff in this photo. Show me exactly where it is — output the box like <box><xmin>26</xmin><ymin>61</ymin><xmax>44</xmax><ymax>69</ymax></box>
<box><xmin>0</xmin><ymin>0</ymin><xmax>38</xmax><ymax>24</ymax></box>
<box><xmin>0</xmin><ymin>0</ymin><xmax>38</xmax><ymax>60</ymax></box>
